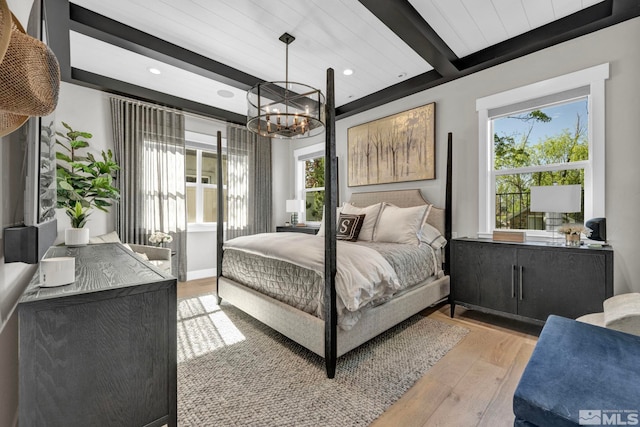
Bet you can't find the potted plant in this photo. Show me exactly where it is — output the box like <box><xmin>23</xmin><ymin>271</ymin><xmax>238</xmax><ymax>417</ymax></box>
<box><xmin>56</xmin><ymin>122</ymin><xmax>120</xmax><ymax>246</ymax></box>
<box><xmin>558</xmin><ymin>223</ymin><xmax>592</xmax><ymax>247</ymax></box>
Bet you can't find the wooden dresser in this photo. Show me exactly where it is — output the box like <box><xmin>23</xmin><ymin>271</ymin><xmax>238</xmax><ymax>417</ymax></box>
<box><xmin>451</xmin><ymin>238</ymin><xmax>613</xmax><ymax>323</ymax></box>
<box><xmin>18</xmin><ymin>243</ymin><xmax>177</xmax><ymax>427</ymax></box>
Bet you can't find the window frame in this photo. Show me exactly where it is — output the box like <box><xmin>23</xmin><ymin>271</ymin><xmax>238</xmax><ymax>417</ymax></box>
<box><xmin>476</xmin><ymin>63</ymin><xmax>608</xmax><ymax>239</ymax></box>
<box><xmin>293</xmin><ymin>143</ymin><xmax>325</xmax><ymax>225</ymax></box>
<box><xmin>185</xmin><ymin>131</ymin><xmax>226</xmax><ymax>232</ymax></box>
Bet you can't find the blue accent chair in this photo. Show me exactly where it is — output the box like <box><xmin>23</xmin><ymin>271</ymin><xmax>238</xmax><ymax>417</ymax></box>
<box><xmin>513</xmin><ymin>315</ymin><xmax>640</xmax><ymax>426</ymax></box>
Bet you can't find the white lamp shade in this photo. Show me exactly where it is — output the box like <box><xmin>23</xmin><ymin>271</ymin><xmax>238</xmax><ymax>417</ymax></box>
<box><xmin>286</xmin><ymin>199</ymin><xmax>303</xmax><ymax>213</ymax></box>
<box><xmin>530</xmin><ymin>185</ymin><xmax>582</xmax><ymax>213</ymax></box>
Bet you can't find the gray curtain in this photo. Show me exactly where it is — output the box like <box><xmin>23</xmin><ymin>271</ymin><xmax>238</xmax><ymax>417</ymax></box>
<box><xmin>226</xmin><ymin>125</ymin><xmax>272</xmax><ymax>239</ymax></box>
<box><xmin>110</xmin><ymin>97</ymin><xmax>188</xmax><ymax>281</ymax></box>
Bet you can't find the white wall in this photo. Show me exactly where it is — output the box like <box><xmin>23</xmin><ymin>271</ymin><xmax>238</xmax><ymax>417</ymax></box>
<box><xmin>53</xmin><ymin>82</ymin><xmax>115</xmax><ymax>243</ymax></box>
<box><xmin>275</xmin><ymin>17</ymin><xmax>640</xmax><ymax>294</ymax></box>
<box><xmin>271</xmin><ymin>141</ymin><xmax>292</xmax><ymax>227</ymax></box>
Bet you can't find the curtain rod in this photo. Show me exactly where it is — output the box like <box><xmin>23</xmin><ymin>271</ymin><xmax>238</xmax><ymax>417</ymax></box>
<box><xmin>106</xmin><ymin>93</ymin><xmax>233</xmax><ymax>126</ymax></box>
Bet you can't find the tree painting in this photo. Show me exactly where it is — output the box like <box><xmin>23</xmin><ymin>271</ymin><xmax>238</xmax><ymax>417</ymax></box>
<box><xmin>347</xmin><ymin>103</ymin><xmax>435</xmax><ymax>186</ymax></box>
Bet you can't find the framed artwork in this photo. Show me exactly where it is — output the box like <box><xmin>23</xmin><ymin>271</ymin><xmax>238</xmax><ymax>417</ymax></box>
<box><xmin>347</xmin><ymin>102</ymin><xmax>435</xmax><ymax>186</ymax></box>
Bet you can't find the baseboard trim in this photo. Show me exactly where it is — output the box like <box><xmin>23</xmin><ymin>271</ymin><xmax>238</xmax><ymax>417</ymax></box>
<box><xmin>186</xmin><ymin>268</ymin><xmax>216</xmax><ymax>281</ymax></box>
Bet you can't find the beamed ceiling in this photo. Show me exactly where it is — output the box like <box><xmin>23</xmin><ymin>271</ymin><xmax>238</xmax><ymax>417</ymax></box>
<box><xmin>44</xmin><ymin>0</ymin><xmax>640</xmax><ymax>125</ymax></box>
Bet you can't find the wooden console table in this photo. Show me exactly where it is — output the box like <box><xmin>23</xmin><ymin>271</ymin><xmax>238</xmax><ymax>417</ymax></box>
<box><xmin>18</xmin><ymin>243</ymin><xmax>177</xmax><ymax>427</ymax></box>
<box><xmin>450</xmin><ymin>238</ymin><xmax>613</xmax><ymax>323</ymax></box>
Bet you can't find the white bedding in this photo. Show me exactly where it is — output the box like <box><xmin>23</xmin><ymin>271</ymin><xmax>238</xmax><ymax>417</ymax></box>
<box><xmin>223</xmin><ymin>232</ymin><xmax>401</xmax><ymax>313</ymax></box>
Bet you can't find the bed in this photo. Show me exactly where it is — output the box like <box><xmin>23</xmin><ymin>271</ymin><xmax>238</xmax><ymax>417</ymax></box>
<box><xmin>216</xmin><ymin>69</ymin><xmax>453</xmax><ymax>378</ymax></box>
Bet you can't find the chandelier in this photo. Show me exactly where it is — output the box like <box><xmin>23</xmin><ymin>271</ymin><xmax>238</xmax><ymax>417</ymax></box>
<box><xmin>247</xmin><ymin>33</ymin><xmax>325</xmax><ymax>139</ymax></box>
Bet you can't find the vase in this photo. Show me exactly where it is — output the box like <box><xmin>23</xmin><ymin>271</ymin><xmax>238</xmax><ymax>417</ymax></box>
<box><xmin>565</xmin><ymin>234</ymin><xmax>580</xmax><ymax>247</ymax></box>
<box><xmin>65</xmin><ymin>228</ymin><xmax>90</xmax><ymax>246</ymax></box>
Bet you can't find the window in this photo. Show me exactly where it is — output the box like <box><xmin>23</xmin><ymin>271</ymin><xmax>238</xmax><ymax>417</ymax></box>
<box><xmin>477</xmin><ymin>64</ymin><xmax>608</xmax><ymax>237</ymax></box>
<box><xmin>185</xmin><ymin>131</ymin><xmax>227</xmax><ymax>229</ymax></box>
<box><xmin>294</xmin><ymin>143</ymin><xmax>325</xmax><ymax>224</ymax></box>
<box><xmin>303</xmin><ymin>157</ymin><xmax>325</xmax><ymax>222</ymax></box>
<box><xmin>493</xmin><ymin>98</ymin><xmax>588</xmax><ymax>230</ymax></box>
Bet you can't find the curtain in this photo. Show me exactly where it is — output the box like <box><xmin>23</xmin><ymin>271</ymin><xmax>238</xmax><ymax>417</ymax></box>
<box><xmin>110</xmin><ymin>98</ymin><xmax>188</xmax><ymax>281</ymax></box>
<box><xmin>225</xmin><ymin>124</ymin><xmax>272</xmax><ymax>239</ymax></box>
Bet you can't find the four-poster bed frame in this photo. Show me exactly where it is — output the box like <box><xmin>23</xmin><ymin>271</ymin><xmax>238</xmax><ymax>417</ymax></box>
<box><xmin>216</xmin><ymin>68</ymin><xmax>453</xmax><ymax>378</ymax></box>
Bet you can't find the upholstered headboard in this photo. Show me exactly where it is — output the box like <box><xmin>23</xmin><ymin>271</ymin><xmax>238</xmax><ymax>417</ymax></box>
<box><xmin>349</xmin><ymin>189</ymin><xmax>446</xmax><ymax>236</ymax></box>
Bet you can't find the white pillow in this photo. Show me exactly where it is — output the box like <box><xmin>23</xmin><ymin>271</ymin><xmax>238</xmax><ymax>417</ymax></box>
<box><xmin>316</xmin><ymin>206</ymin><xmax>342</xmax><ymax>237</ymax></box>
<box><xmin>374</xmin><ymin>203</ymin><xmax>430</xmax><ymax>245</ymax></box>
<box><xmin>88</xmin><ymin>231</ymin><xmax>121</xmax><ymax>244</ymax></box>
<box><xmin>341</xmin><ymin>202</ymin><xmax>383</xmax><ymax>241</ymax></box>
<box><xmin>419</xmin><ymin>223</ymin><xmax>447</xmax><ymax>249</ymax></box>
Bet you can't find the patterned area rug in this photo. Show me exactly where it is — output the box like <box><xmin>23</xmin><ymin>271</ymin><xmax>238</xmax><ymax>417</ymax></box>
<box><xmin>177</xmin><ymin>294</ymin><xmax>468</xmax><ymax>426</ymax></box>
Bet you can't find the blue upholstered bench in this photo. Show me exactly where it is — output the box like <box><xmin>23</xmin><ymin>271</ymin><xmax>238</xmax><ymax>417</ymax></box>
<box><xmin>513</xmin><ymin>315</ymin><xmax>640</xmax><ymax>427</ymax></box>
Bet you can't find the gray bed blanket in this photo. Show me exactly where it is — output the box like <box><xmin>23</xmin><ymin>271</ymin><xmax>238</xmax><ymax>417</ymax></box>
<box><xmin>222</xmin><ymin>233</ymin><xmax>440</xmax><ymax>330</ymax></box>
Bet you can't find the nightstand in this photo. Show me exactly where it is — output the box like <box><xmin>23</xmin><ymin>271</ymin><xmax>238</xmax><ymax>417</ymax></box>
<box><xmin>276</xmin><ymin>225</ymin><xmax>319</xmax><ymax>235</ymax></box>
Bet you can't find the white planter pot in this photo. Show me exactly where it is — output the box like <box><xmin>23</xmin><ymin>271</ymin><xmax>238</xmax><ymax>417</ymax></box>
<box><xmin>65</xmin><ymin>228</ymin><xmax>90</xmax><ymax>246</ymax></box>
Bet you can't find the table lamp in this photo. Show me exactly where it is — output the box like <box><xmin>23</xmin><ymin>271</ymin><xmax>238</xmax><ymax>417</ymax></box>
<box><xmin>286</xmin><ymin>199</ymin><xmax>303</xmax><ymax>226</ymax></box>
<box><xmin>530</xmin><ymin>184</ymin><xmax>581</xmax><ymax>245</ymax></box>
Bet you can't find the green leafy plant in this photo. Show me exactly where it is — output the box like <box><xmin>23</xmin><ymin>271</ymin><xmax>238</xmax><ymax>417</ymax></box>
<box><xmin>56</xmin><ymin>122</ymin><xmax>120</xmax><ymax>228</ymax></box>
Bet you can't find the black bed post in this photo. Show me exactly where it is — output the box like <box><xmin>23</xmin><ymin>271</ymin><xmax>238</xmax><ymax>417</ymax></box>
<box><xmin>444</xmin><ymin>132</ymin><xmax>454</xmax><ymax>317</ymax></box>
<box><xmin>216</xmin><ymin>130</ymin><xmax>224</xmax><ymax>305</ymax></box>
<box><xmin>324</xmin><ymin>68</ymin><xmax>338</xmax><ymax>379</ymax></box>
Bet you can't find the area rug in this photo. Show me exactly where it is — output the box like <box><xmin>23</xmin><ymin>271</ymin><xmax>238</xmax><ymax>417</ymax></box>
<box><xmin>177</xmin><ymin>293</ymin><xmax>468</xmax><ymax>426</ymax></box>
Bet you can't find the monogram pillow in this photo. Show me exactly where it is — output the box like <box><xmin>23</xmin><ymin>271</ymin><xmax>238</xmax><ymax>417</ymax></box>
<box><xmin>336</xmin><ymin>213</ymin><xmax>366</xmax><ymax>241</ymax></box>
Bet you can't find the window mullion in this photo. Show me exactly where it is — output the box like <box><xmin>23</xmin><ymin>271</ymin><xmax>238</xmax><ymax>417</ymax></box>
<box><xmin>196</xmin><ymin>150</ymin><xmax>203</xmax><ymax>224</ymax></box>
<box><xmin>494</xmin><ymin>161</ymin><xmax>588</xmax><ymax>176</ymax></box>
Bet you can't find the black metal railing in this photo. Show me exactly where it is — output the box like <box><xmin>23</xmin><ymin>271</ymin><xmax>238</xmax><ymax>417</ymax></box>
<box><xmin>495</xmin><ymin>191</ymin><xmax>584</xmax><ymax>230</ymax></box>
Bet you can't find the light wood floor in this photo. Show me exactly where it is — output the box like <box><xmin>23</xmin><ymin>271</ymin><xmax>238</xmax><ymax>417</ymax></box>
<box><xmin>177</xmin><ymin>278</ymin><xmax>540</xmax><ymax>427</ymax></box>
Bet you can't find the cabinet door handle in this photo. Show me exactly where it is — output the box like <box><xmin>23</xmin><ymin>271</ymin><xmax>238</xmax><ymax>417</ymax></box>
<box><xmin>519</xmin><ymin>265</ymin><xmax>524</xmax><ymax>300</ymax></box>
<box><xmin>511</xmin><ymin>265</ymin><xmax>516</xmax><ymax>298</ymax></box>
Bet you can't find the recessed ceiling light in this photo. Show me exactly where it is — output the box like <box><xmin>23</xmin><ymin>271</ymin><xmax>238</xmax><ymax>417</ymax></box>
<box><xmin>343</xmin><ymin>69</ymin><xmax>354</xmax><ymax>76</ymax></box>
<box><xmin>397</xmin><ymin>72</ymin><xmax>407</xmax><ymax>79</ymax></box>
<box><xmin>148</xmin><ymin>67</ymin><xmax>161</xmax><ymax>75</ymax></box>
<box><xmin>217</xmin><ymin>89</ymin><xmax>235</xmax><ymax>98</ymax></box>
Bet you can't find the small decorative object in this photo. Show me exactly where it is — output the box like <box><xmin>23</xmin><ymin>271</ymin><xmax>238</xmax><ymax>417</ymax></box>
<box><xmin>39</xmin><ymin>257</ymin><xmax>75</xmax><ymax>287</ymax></box>
<box><xmin>585</xmin><ymin>217</ymin><xmax>606</xmax><ymax>242</ymax></box>
<box><xmin>492</xmin><ymin>230</ymin><xmax>526</xmax><ymax>243</ymax></box>
<box><xmin>56</xmin><ymin>122</ymin><xmax>120</xmax><ymax>246</ymax></box>
<box><xmin>149</xmin><ymin>231</ymin><xmax>173</xmax><ymax>247</ymax></box>
<box><xmin>558</xmin><ymin>223</ymin><xmax>592</xmax><ymax>247</ymax></box>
